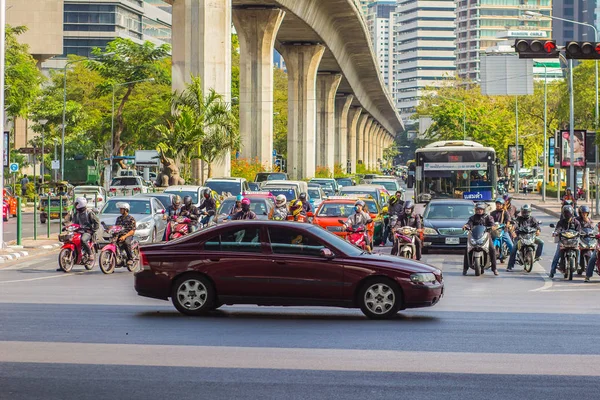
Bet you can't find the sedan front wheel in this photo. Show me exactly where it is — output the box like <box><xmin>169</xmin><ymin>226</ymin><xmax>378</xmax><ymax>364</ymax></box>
<box><xmin>171</xmin><ymin>274</ymin><xmax>215</xmax><ymax>316</ymax></box>
<box><xmin>358</xmin><ymin>278</ymin><xmax>401</xmax><ymax>320</ymax></box>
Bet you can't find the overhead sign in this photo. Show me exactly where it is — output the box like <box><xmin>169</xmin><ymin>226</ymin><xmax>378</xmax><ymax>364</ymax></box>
<box><xmin>423</xmin><ymin>162</ymin><xmax>487</xmax><ymax>171</ymax></box>
<box><xmin>9</xmin><ymin>163</ymin><xmax>18</xmax><ymax>173</ymax></box>
<box><xmin>481</xmin><ymin>54</ymin><xmax>534</xmax><ymax>96</ymax></box>
<box><xmin>559</xmin><ymin>130</ymin><xmax>585</xmax><ymax>167</ymax></box>
<box><xmin>134</xmin><ymin>150</ymin><xmax>160</xmax><ymax>167</ymax></box>
<box><xmin>504</xmin><ymin>31</ymin><xmax>548</xmax><ymax>38</ymax></box>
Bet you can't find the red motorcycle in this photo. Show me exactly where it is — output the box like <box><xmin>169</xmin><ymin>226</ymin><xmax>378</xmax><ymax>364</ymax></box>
<box><xmin>339</xmin><ymin>220</ymin><xmax>369</xmax><ymax>251</ymax></box>
<box><xmin>164</xmin><ymin>216</ymin><xmax>192</xmax><ymax>241</ymax></box>
<box><xmin>98</xmin><ymin>223</ymin><xmax>140</xmax><ymax>274</ymax></box>
<box><xmin>58</xmin><ymin>223</ymin><xmax>96</xmax><ymax>272</ymax></box>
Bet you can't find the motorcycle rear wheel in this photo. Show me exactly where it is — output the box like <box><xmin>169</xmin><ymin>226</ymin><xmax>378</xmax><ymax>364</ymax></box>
<box><xmin>58</xmin><ymin>248</ymin><xmax>74</xmax><ymax>273</ymax></box>
<box><xmin>99</xmin><ymin>251</ymin><xmax>116</xmax><ymax>274</ymax></box>
<box><xmin>127</xmin><ymin>247</ymin><xmax>140</xmax><ymax>272</ymax></box>
<box><xmin>524</xmin><ymin>249</ymin><xmax>534</xmax><ymax>273</ymax></box>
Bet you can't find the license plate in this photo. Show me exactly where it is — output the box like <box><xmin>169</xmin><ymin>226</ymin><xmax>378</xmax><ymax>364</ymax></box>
<box><xmin>445</xmin><ymin>237</ymin><xmax>460</xmax><ymax>245</ymax></box>
<box><xmin>50</xmin><ymin>213</ymin><xmax>59</xmax><ymax>219</ymax></box>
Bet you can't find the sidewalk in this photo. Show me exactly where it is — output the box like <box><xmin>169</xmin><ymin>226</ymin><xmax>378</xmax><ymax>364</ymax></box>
<box><xmin>0</xmin><ymin>238</ymin><xmax>61</xmax><ymax>264</ymax></box>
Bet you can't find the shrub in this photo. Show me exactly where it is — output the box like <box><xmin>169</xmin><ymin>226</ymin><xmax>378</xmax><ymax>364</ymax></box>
<box><xmin>315</xmin><ymin>166</ymin><xmax>332</xmax><ymax>178</ymax></box>
<box><xmin>334</xmin><ymin>163</ymin><xmax>349</xmax><ymax>178</ymax></box>
<box><xmin>231</xmin><ymin>158</ymin><xmax>266</xmax><ymax>182</ymax></box>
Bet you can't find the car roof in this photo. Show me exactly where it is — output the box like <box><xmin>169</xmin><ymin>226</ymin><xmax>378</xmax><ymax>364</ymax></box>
<box><xmin>74</xmin><ymin>185</ymin><xmax>104</xmax><ymax>190</ymax></box>
<box><xmin>427</xmin><ymin>199</ymin><xmax>475</xmax><ymax>205</ymax></box>
<box><xmin>342</xmin><ymin>185</ymin><xmax>383</xmax><ymax>190</ymax></box>
<box><xmin>105</xmin><ymin>196</ymin><xmax>150</xmax><ymax>202</ymax></box>
<box><xmin>206</xmin><ymin>177</ymin><xmax>246</xmax><ymax>182</ymax></box>
<box><xmin>164</xmin><ymin>185</ymin><xmax>207</xmax><ymax>191</ymax></box>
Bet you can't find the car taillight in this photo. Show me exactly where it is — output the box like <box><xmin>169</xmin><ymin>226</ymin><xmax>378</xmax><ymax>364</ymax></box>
<box><xmin>109</xmin><ymin>188</ymin><xmax>117</xmax><ymax>192</ymax></box>
<box><xmin>97</xmin><ymin>197</ymin><xmax>103</xmax><ymax>202</ymax></box>
<box><xmin>140</xmin><ymin>251</ymin><xmax>151</xmax><ymax>271</ymax></box>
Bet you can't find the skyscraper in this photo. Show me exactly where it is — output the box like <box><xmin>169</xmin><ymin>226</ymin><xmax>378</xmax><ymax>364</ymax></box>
<box><xmin>367</xmin><ymin>1</ymin><xmax>397</xmax><ymax>94</ymax></box>
<box><xmin>552</xmin><ymin>0</ymin><xmax>596</xmax><ymax>44</ymax></box>
<box><xmin>395</xmin><ymin>0</ymin><xmax>456</xmax><ymax>122</ymax></box>
<box><xmin>455</xmin><ymin>0</ymin><xmax>552</xmax><ymax>81</ymax></box>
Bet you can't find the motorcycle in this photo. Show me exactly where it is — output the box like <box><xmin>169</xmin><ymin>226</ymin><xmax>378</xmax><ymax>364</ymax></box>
<box><xmin>287</xmin><ymin>214</ymin><xmax>307</xmax><ymax>223</ymax></box>
<box><xmin>393</xmin><ymin>226</ymin><xmax>417</xmax><ymax>259</ymax></box>
<box><xmin>579</xmin><ymin>227</ymin><xmax>597</xmax><ymax>275</ymax></box>
<box><xmin>464</xmin><ymin>225</ymin><xmax>492</xmax><ymax>276</ymax></box>
<box><xmin>514</xmin><ymin>226</ymin><xmax>538</xmax><ymax>273</ymax></box>
<box><xmin>98</xmin><ymin>222</ymin><xmax>140</xmax><ymax>274</ymax></box>
<box><xmin>497</xmin><ymin>182</ymin><xmax>507</xmax><ymax>196</ymax></box>
<box><xmin>388</xmin><ymin>215</ymin><xmax>398</xmax><ymax>243</ymax></box>
<box><xmin>58</xmin><ymin>223</ymin><xmax>97</xmax><ymax>273</ymax></box>
<box><xmin>165</xmin><ymin>216</ymin><xmax>192</xmax><ymax>241</ymax></box>
<box><xmin>556</xmin><ymin>229</ymin><xmax>580</xmax><ymax>281</ymax></box>
<box><xmin>491</xmin><ymin>223</ymin><xmax>509</xmax><ymax>263</ymax></box>
<box><xmin>338</xmin><ymin>219</ymin><xmax>368</xmax><ymax>251</ymax></box>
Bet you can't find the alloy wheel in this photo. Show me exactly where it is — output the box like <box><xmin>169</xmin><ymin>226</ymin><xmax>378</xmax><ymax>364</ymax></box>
<box><xmin>364</xmin><ymin>283</ymin><xmax>395</xmax><ymax>315</ymax></box>
<box><xmin>176</xmin><ymin>279</ymin><xmax>208</xmax><ymax>311</ymax></box>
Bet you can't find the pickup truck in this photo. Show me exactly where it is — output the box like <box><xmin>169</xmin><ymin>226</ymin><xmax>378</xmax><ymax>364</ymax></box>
<box><xmin>109</xmin><ymin>176</ymin><xmax>149</xmax><ymax>196</ymax></box>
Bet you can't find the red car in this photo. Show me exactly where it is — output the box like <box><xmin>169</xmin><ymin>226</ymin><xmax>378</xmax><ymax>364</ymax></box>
<box><xmin>2</xmin><ymin>201</ymin><xmax>8</xmax><ymax>222</ymax></box>
<box><xmin>134</xmin><ymin>221</ymin><xmax>443</xmax><ymax>319</ymax></box>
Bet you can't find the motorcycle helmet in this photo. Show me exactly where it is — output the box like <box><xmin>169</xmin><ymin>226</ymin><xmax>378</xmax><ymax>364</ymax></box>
<box><xmin>580</xmin><ymin>205</ymin><xmax>590</xmax><ymax>215</ymax></box>
<box><xmin>475</xmin><ymin>202</ymin><xmax>486</xmax><ymax>214</ymax></box>
<box><xmin>183</xmin><ymin>195</ymin><xmax>193</xmax><ymax>207</ymax></box>
<box><xmin>290</xmin><ymin>200</ymin><xmax>303</xmax><ymax>216</ymax></box>
<box><xmin>566</xmin><ymin>187</ymin><xmax>573</xmax><ymax>194</ymax></box>
<box><xmin>236</xmin><ymin>194</ymin><xmax>243</xmax><ymax>202</ymax></box>
<box><xmin>521</xmin><ymin>204</ymin><xmax>532</xmax><ymax>219</ymax></box>
<box><xmin>75</xmin><ymin>197</ymin><xmax>88</xmax><ymax>211</ymax></box>
<box><xmin>116</xmin><ymin>202</ymin><xmax>130</xmax><ymax>211</ymax></box>
<box><xmin>172</xmin><ymin>195</ymin><xmax>181</xmax><ymax>207</ymax></box>
<box><xmin>563</xmin><ymin>205</ymin><xmax>574</xmax><ymax>220</ymax></box>
<box><xmin>503</xmin><ymin>194</ymin><xmax>512</xmax><ymax>202</ymax></box>
<box><xmin>275</xmin><ymin>194</ymin><xmax>287</xmax><ymax>207</ymax></box>
<box><xmin>403</xmin><ymin>200</ymin><xmax>415</xmax><ymax>216</ymax></box>
<box><xmin>201</xmin><ymin>188</ymin><xmax>211</xmax><ymax>199</ymax></box>
<box><xmin>389</xmin><ymin>195</ymin><xmax>397</xmax><ymax>205</ymax></box>
<box><xmin>354</xmin><ymin>199</ymin><xmax>365</xmax><ymax>207</ymax></box>
<box><xmin>299</xmin><ymin>192</ymin><xmax>307</xmax><ymax>202</ymax></box>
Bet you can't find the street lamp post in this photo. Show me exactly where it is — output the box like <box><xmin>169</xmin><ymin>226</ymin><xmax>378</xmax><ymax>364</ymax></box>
<box><xmin>437</xmin><ymin>95</ymin><xmax>466</xmax><ymax>140</ymax></box>
<box><xmin>54</xmin><ymin>138</ymin><xmax>58</xmax><ymax>182</ymax></box>
<box><xmin>109</xmin><ymin>78</ymin><xmax>155</xmax><ymax>182</ymax></box>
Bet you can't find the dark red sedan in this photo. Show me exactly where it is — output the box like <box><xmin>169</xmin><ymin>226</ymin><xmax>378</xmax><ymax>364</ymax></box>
<box><xmin>134</xmin><ymin>221</ymin><xmax>443</xmax><ymax>319</ymax></box>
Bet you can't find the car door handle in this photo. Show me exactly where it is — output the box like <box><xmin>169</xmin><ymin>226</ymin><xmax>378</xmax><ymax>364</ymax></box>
<box><xmin>209</xmin><ymin>258</ymin><xmax>220</xmax><ymax>262</ymax></box>
<box><xmin>272</xmin><ymin>260</ymin><xmax>286</xmax><ymax>265</ymax></box>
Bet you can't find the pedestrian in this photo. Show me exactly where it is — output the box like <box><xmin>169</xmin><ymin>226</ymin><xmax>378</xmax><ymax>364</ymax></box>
<box><xmin>20</xmin><ymin>174</ymin><xmax>29</xmax><ymax>197</ymax></box>
<box><xmin>521</xmin><ymin>178</ymin><xmax>528</xmax><ymax>196</ymax></box>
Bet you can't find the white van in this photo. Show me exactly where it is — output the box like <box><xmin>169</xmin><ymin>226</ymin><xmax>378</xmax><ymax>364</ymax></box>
<box><xmin>262</xmin><ymin>180</ymin><xmax>309</xmax><ymax>196</ymax></box>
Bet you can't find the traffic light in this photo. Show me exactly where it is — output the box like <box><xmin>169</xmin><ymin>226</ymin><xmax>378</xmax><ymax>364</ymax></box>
<box><xmin>565</xmin><ymin>41</ymin><xmax>600</xmax><ymax>59</ymax></box>
<box><xmin>514</xmin><ymin>39</ymin><xmax>559</xmax><ymax>59</ymax></box>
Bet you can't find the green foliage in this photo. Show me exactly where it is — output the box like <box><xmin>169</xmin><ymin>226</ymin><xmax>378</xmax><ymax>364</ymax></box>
<box><xmin>356</xmin><ymin>163</ymin><xmax>378</xmax><ymax>175</ymax></box>
<box><xmin>273</xmin><ymin>67</ymin><xmax>288</xmax><ymax>157</ymax></box>
<box><xmin>334</xmin><ymin>164</ymin><xmax>349</xmax><ymax>178</ymax></box>
<box><xmin>5</xmin><ymin>25</ymin><xmax>43</xmax><ymax>119</ymax></box>
<box><xmin>315</xmin><ymin>166</ymin><xmax>333</xmax><ymax>178</ymax></box>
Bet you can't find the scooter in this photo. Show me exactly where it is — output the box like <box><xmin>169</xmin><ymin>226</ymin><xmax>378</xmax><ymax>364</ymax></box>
<box><xmin>491</xmin><ymin>223</ymin><xmax>509</xmax><ymax>263</ymax></box>
<box><xmin>393</xmin><ymin>226</ymin><xmax>417</xmax><ymax>259</ymax></box>
<box><xmin>165</xmin><ymin>216</ymin><xmax>192</xmax><ymax>241</ymax></box>
<box><xmin>338</xmin><ymin>219</ymin><xmax>368</xmax><ymax>251</ymax></box>
<box><xmin>58</xmin><ymin>223</ymin><xmax>97</xmax><ymax>273</ymax></box>
<box><xmin>556</xmin><ymin>229</ymin><xmax>580</xmax><ymax>281</ymax></box>
<box><xmin>579</xmin><ymin>227</ymin><xmax>597</xmax><ymax>275</ymax></box>
<box><xmin>464</xmin><ymin>225</ymin><xmax>492</xmax><ymax>276</ymax></box>
<box><xmin>98</xmin><ymin>222</ymin><xmax>140</xmax><ymax>274</ymax></box>
<box><xmin>514</xmin><ymin>226</ymin><xmax>538</xmax><ymax>273</ymax></box>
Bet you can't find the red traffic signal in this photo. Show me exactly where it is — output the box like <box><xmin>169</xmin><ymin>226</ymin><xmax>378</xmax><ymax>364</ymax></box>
<box><xmin>514</xmin><ymin>39</ymin><xmax>559</xmax><ymax>59</ymax></box>
<box><xmin>565</xmin><ymin>41</ymin><xmax>600</xmax><ymax>59</ymax></box>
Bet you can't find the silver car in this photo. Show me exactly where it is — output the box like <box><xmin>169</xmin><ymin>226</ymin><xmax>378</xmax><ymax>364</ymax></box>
<box><xmin>98</xmin><ymin>197</ymin><xmax>167</xmax><ymax>245</ymax></box>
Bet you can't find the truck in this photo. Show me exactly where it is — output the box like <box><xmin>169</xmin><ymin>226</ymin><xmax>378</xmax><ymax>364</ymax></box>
<box><xmin>63</xmin><ymin>159</ymin><xmax>101</xmax><ymax>186</ymax></box>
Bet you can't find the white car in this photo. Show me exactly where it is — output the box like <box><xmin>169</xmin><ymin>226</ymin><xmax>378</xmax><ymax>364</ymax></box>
<box><xmin>164</xmin><ymin>185</ymin><xmax>212</xmax><ymax>208</ymax></box>
<box><xmin>73</xmin><ymin>185</ymin><xmax>108</xmax><ymax>210</ymax></box>
<box><xmin>205</xmin><ymin>177</ymin><xmax>250</xmax><ymax>197</ymax></box>
<box><xmin>109</xmin><ymin>176</ymin><xmax>149</xmax><ymax>195</ymax></box>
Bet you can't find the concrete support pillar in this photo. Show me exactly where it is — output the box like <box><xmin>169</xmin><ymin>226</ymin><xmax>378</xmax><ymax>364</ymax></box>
<box><xmin>367</xmin><ymin>122</ymin><xmax>377</xmax><ymax>170</ymax></box>
<box><xmin>233</xmin><ymin>7</ymin><xmax>285</xmax><ymax>169</ymax></box>
<box><xmin>335</xmin><ymin>94</ymin><xmax>354</xmax><ymax>170</ymax></box>
<box><xmin>280</xmin><ymin>44</ymin><xmax>326</xmax><ymax>179</ymax></box>
<box><xmin>172</xmin><ymin>0</ymin><xmax>232</xmax><ymax>181</ymax></box>
<box><xmin>356</xmin><ymin>113</ymin><xmax>370</xmax><ymax>168</ymax></box>
<box><xmin>363</xmin><ymin>117</ymin><xmax>374</xmax><ymax>170</ymax></box>
<box><xmin>376</xmin><ymin>127</ymin><xmax>383</xmax><ymax>169</ymax></box>
<box><xmin>347</xmin><ymin>107</ymin><xmax>362</xmax><ymax>174</ymax></box>
<box><xmin>316</xmin><ymin>73</ymin><xmax>342</xmax><ymax>174</ymax></box>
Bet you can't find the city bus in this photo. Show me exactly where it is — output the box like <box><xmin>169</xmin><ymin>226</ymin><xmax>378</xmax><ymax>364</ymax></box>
<box><xmin>414</xmin><ymin>140</ymin><xmax>497</xmax><ymax>203</ymax></box>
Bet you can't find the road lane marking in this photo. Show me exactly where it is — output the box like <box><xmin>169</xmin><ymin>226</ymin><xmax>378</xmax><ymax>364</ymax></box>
<box><xmin>1</xmin><ymin>341</ymin><xmax>600</xmax><ymax>376</ymax></box>
<box><xmin>0</xmin><ymin>272</ymin><xmax>85</xmax><ymax>284</ymax></box>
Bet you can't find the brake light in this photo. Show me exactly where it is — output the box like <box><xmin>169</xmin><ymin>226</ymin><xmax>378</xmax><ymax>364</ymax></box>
<box><xmin>97</xmin><ymin>197</ymin><xmax>103</xmax><ymax>202</ymax></box>
<box><xmin>140</xmin><ymin>251</ymin><xmax>151</xmax><ymax>271</ymax></box>
<box><xmin>109</xmin><ymin>188</ymin><xmax>117</xmax><ymax>192</ymax></box>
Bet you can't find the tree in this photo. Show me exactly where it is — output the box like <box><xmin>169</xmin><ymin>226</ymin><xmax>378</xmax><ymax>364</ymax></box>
<box><xmin>5</xmin><ymin>25</ymin><xmax>43</xmax><ymax>119</ymax></box>
<box><xmin>273</xmin><ymin>66</ymin><xmax>288</xmax><ymax>156</ymax></box>
<box><xmin>86</xmin><ymin>38</ymin><xmax>171</xmax><ymax>159</ymax></box>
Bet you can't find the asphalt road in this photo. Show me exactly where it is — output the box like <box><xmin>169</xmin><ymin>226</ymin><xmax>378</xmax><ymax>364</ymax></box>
<box><xmin>1</xmin><ymin>198</ymin><xmax>599</xmax><ymax>399</ymax></box>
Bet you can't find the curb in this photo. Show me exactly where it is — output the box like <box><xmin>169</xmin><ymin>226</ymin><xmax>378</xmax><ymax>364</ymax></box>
<box><xmin>0</xmin><ymin>251</ymin><xmax>29</xmax><ymax>263</ymax></box>
<box><xmin>532</xmin><ymin>204</ymin><xmax>561</xmax><ymax>219</ymax></box>
<box><xmin>23</xmin><ymin>243</ymin><xmax>61</xmax><ymax>250</ymax></box>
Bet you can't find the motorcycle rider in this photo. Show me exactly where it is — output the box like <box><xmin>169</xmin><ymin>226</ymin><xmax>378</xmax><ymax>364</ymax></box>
<box><xmin>61</xmin><ymin>197</ymin><xmax>99</xmax><ymax>268</ymax></box>
<box><xmin>180</xmin><ymin>195</ymin><xmax>201</xmax><ymax>232</ymax></box>
<box><xmin>576</xmin><ymin>205</ymin><xmax>594</xmax><ymax>272</ymax></box>
<box><xmin>343</xmin><ymin>199</ymin><xmax>373</xmax><ymax>253</ymax></box>
<box><xmin>549</xmin><ymin>205</ymin><xmax>581</xmax><ymax>278</ymax></box>
<box><xmin>391</xmin><ymin>200</ymin><xmax>422</xmax><ymax>260</ymax></box>
<box><xmin>272</xmin><ymin>194</ymin><xmax>289</xmax><ymax>221</ymax></box>
<box><xmin>114</xmin><ymin>202</ymin><xmax>136</xmax><ymax>266</ymax></box>
<box><xmin>229</xmin><ymin>195</ymin><xmax>244</xmax><ymax>216</ymax></box>
<box><xmin>463</xmin><ymin>202</ymin><xmax>498</xmax><ymax>276</ymax></box>
<box><xmin>562</xmin><ymin>187</ymin><xmax>577</xmax><ymax>207</ymax></box>
<box><xmin>298</xmin><ymin>192</ymin><xmax>312</xmax><ymax>215</ymax></box>
<box><xmin>162</xmin><ymin>195</ymin><xmax>182</xmax><ymax>241</ymax></box>
<box><xmin>490</xmin><ymin>198</ymin><xmax>514</xmax><ymax>264</ymax></box>
<box><xmin>584</xmin><ymin>221</ymin><xmax>600</xmax><ymax>282</ymax></box>
<box><xmin>289</xmin><ymin>199</ymin><xmax>304</xmax><ymax>221</ymax></box>
<box><xmin>506</xmin><ymin>204</ymin><xmax>544</xmax><ymax>272</ymax></box>
<box><xmin>381</xmin><ymin>195</ymin><xmax>403</xmax><ymax>247</ymax></box>
<box><xmin>502</xmin><ymin>194</ymin><xmax>518</xmax><ymax>218</ymax></box>
<box><xmin>231</xmin><ymin>197</ymin><xmax>257</xmax><ymax>220</ymax></box>
<box><xmin>197</xmin><ymin>188</ymin><xmax>216</xmax><ymax>226</ymax></box>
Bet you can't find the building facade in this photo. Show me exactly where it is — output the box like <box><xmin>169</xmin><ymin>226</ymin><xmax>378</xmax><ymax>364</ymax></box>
<box><xmin>552</xmin><ymin>0</ymin><xmax>597</xmax><ymax>43</ymax></box>
<box><xmin>455</xmin><ymin>0</ymin><xmax>553</xmax><ymax>81</ymax></box>
<box><xmin>395</xmin><ymin>0</ymin><xmax>456</xmax><ymax>122</ymax></box>
<box><xmin>367</xmin><ymin>1</ymin><xmax>398</xmax><ymax>94</ymax></box>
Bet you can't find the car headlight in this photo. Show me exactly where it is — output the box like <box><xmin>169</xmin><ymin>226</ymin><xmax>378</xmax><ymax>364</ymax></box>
<box><xmin>137</xmin><ymin>222</ymin><xmax>150</xmax><ymax>230</ymax></box>
<box><xmin>410</xmin><ymin>273</ymin><xmax>437</xmax><ymax>283</ymax></box>
<box><xmin>423</xmin><ymin>227</ymin><xmax>438</xmax><ymax>236</ymax></box>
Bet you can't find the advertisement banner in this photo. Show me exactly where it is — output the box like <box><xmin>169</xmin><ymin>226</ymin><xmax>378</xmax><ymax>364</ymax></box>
<box><xmin>463</xmin><ymin>190</ymin><xmax>493</xmax><ymax>201</ymax></box>
<box><xmin>549</xmin><ymin>137</ymin><xmax>555</xmax><ymax>168</ymax></box>
<box><xmin>423</xmin><ymin>162</ymin><xmax>487</xmax><ymax>171</ymax></box>
<box><xmin>585</xmin><ymin>131</ymin><xmax>596</xmax><ymax>166</ymax></box>
<box><xmin>3</xmin><ymin>131</ymin><xmax>8</xmax><ymax>167</ymax></box>
<box><xmin>507</xmin><ymin>145</ymin><xmax>523</xmax><ymax>166</ymax></box>
<box><xmin>560</xmin><ymin>130</ymin><xmax>585</xmax><ymax>167</ymax></box>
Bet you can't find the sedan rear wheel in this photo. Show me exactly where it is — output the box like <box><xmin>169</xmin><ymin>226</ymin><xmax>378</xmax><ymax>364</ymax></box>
<box><xmin>358</xmin><ymin>278</ymin><xmax>401</xmax><ymax>320</ymax></box>
<box><xmin>171</xmin><ymin>274</ymin><xmax>215</xmax><ymax>316</ymax></box>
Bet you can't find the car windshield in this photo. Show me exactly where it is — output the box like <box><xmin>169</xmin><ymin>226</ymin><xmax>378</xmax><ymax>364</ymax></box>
<box><xmin>138</xmin><ymin>195</ymin><xmax>170</xmax><ymax>208</ymax></box>
<box><xmin>424</xmin><ymin>203</ymin><xmax>474</xmax><ymax>220</ymax></box>
<box><xmin>206</xmin><ymin>181</ymin><xmax>241</xmax><ymax>196</ymax></box>
<box><xmin>110</xmin><ymin>177</ymin><xmax>139</xmax><ymax>186</ymax></box>
<box><xmin>308</xmin><ymin>189</ymin><xmax>322</xmax><ymax>199</ymax></box>
<box><xmin>266</xmin><ymin>188</ymin><xmax>297</xmax><ymax>199</ymax></box>
<box><xmin>336</xmin><ymin>178</ymin><xmax>353</xmax><ymax>187</ymax></box>
<box><xmin>255</xmin><ymin>173</ymin><xmax>287</xmax><ymax>182</ymax></box>
<box><xmin>371</xmin><ymin>181</ymin><xmax>398</xmax><ymax>192</ymax></box>
<box><xmin>164</xmin><ymin>190</ymin><xmax>198</xmax><ymax>204</ymax></box>
<box><xmin>317</xmin><ymin>200</ymin><xmax>377</xmax><ymax>217</ymax></box>
<box><xmin>219</xmin><ymin>198</ymin><xmax>269</xmax><ymax>215</ymax></box>
<box><xmin>342</xmin><ymin>190</ymin><xmax>377</xmax><ymax>200</ymax></box>
<box><xmin>101</xmin><ymin>200</ymin><xmax>152</xmax><ymax>215</ymax></box>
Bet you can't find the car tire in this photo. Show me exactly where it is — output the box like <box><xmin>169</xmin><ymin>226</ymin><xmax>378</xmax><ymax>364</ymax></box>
<box><xmin>358</xmin><ymin>277</ymin><xmax>402</xmax><ymax>320</ymax></box>
<box><xmin>171</xmin><ymin>274</ymin><xmax>215</xmax><ymax>316</ymax></box>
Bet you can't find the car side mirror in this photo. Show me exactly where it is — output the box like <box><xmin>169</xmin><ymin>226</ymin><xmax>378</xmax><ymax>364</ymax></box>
<box><xmin>549</xmin><ymin>223</ymin><xmax>555</xmax><ymax>228</ymax></box>
<box><xmin>307</xmin><ymin>212</ymin><xmax>314</xmax><ymax>218</ymax></box>
<box><xmin>320</xmin><ymin>248</ymin><xmax>334</xmax><ymax>259</ymax></box>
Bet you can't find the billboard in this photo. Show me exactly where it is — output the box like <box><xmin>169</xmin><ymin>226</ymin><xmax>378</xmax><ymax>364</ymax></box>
<box><xmin>549</xmin><ymin>137</ymin><xmax>555</xmax><ymax>167</ymax></box>
<box><xmin>560</xmin><ymin>130</ymin><xmax>585</xmax><ymax>167</ymax></box>
<box><xmin>3</xmin><ymin>131</ymin><xmax>8</xmax><ymax>167</ymax></box>
<box><xmin>480</xmin><ymin>54</ymin><xmax>534</xmax><ymax>96</ymax></box>
<box><xmin>585</xmin><ymin>131</ymin><xmax>597</xmax><ymax>166</ymax></box>
<box><xmin>507</xmin><ymin>145</ymin><xmax>524</xmax><ymax>166</ymax></box>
